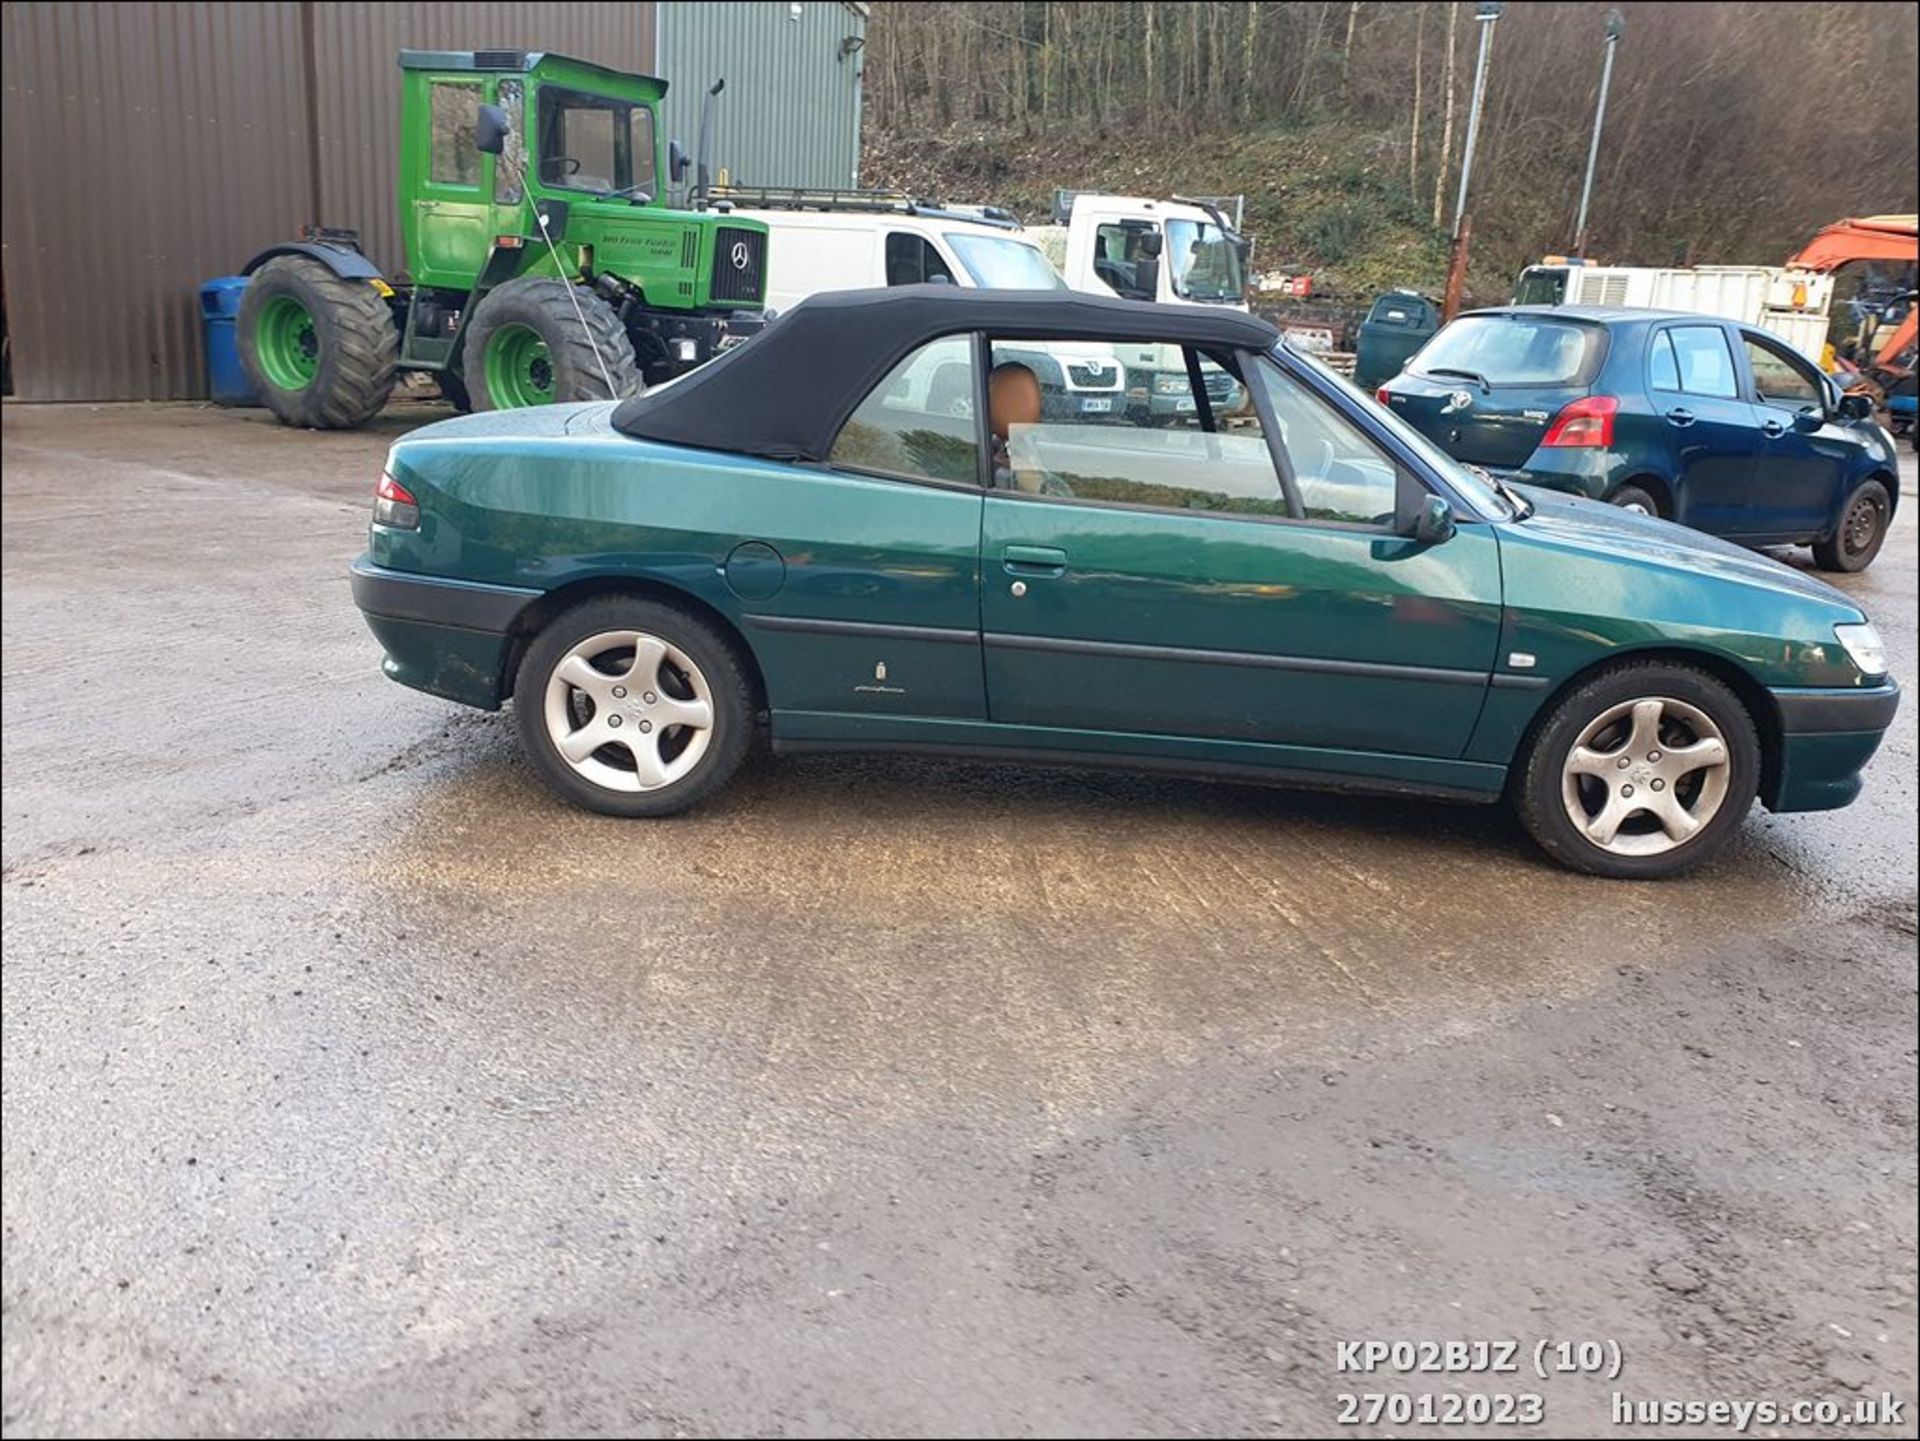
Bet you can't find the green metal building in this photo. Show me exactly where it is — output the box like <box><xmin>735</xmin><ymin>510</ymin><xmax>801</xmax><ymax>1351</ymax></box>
<box><xmin>659</xmin><ymin>1</ymin><xmax>868</xmax><ymax>199</ymax></box>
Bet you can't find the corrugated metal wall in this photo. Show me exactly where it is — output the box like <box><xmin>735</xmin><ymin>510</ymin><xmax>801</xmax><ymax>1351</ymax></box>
<box><xmin>1</xmin><ymin>2</ymin><xmax>313</xmax><ymax>401</ymax></box>
<box><xmin>657</xmin><ymin>1</ymin><xmax>865</xmax><ymax>198</ymax></box>
<box><xmin>0</xmin><ymin>1</ymin><xmax>652</xmax><ymax>401</ymax></box>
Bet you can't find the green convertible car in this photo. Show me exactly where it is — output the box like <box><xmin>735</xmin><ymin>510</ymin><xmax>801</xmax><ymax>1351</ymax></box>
<box><xmin>351</xmin><ymin>288</ymin><xmax>1898</xmax><ymax>878</ymax></box>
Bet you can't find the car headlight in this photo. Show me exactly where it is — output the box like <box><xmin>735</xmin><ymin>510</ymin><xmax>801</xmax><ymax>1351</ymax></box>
<box><xmin>1154</xmin><ymin>374</ymin><xmax>1187</xmax><ymax>394</ymax></box>
<box><xmin>1834</xmin><ymin>622</ymin><xmax>1888</xmax><ymax>678</ymax></box>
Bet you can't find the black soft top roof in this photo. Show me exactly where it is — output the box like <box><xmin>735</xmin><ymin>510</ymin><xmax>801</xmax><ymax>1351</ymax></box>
<box><xmin>611</xmin><ymin>286</ymin><xmax>1280</xmax><ymax>463</ymax></box>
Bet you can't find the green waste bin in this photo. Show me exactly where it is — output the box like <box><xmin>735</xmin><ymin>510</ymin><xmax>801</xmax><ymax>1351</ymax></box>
<box><xmin>1354</xmin><ymin>290</ymin><xmax>1440</xmax><ymax>391</ymax></box>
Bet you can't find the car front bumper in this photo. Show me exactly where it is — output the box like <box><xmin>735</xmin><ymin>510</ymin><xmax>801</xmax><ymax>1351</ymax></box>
<box><xmin>351</xmin><ymin>557</ymin><xmax>537</xmax><ymax>710</ymax></box>
<box><xmin>1768</xmin><ymin>680</ymin><xmax>1901</xmax><ymax>811</ymax></box>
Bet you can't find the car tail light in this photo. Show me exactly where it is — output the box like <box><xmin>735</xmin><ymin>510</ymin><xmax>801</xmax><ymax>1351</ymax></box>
<box><xmin>1541</xmin><ymin>395</ymin><xmax>1618</xmax><ymax>448</ymax></box>
<box><xmin>1375</xmin><ymin>385</ymin><xmax>1392</xmax><ymax>404</ymax></box>
<box><xmin>374</xmin><ymin>473</ymin><xmax>419</xmax><ymax>530</ymax></box>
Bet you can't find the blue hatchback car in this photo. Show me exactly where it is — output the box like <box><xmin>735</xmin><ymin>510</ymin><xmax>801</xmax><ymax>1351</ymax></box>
<box><xmin>1378</xmin><ymin>306</ymin><xmax>1902</xmax><ymax>571</ymax></box>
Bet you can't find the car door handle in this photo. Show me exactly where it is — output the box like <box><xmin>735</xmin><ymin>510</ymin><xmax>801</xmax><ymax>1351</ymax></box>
<box><xmin>1664</xmin><ymin>407</ymin><xmax>1695</xmax><ymax>427</ymax></box>
<box><xmin>1003</xmin><ymin>545</ymin><xmax>1068</xmax><ymax>575</ymax></box>
<box><xmin>1760</xmin><ymin>418</ymin><xmax>1786</xmax><ymax>438</ymax></box>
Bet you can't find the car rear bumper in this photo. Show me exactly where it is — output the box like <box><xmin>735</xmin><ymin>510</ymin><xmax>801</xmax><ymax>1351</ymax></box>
<box><xmin>1767</xmin><ymin>680</ymin><xmax>1901</xmax><ymax>811</ymax></box>
<box><xmin>1480</xmin><ymin>450</ymin><xmax>1622</xmax><ymax>502</ymax></box>
<box><xmin>350</xmin><ymin>556</ymin><xmax>537</xmax><ymax>710</ymax></box>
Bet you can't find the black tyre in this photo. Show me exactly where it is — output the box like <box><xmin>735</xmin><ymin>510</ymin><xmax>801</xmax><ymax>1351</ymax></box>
<box><xmin>513</xmin><ymin>596</ymin><xmax>754</xmax><ymax>818</ymax></box>
<box><xmin>1609</xmin><ymin>482</ymin><xmax>1663</xmax><ymax>518</ymax></box>
<box><xmin>1512</xmin><ymin>660</ymin><xmax>1761</xmax><ymax>879</ymax></box>
<box><xmin>238</xmin><ymin>256</ymin><xmax>398</xmax><ymax>429</ymax></box>
<box><xmin>1811</xmin><ymin>478</ymin><xmax>1892</xmax><ymax>573</ymax></box>
<box><xmin>462</xmin><ymin>278</ymin><xmax>642</xmax><ymax>411</ymax></box>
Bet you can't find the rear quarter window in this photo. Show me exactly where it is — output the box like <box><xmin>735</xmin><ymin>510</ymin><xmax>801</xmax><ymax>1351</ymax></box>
<box><xmin>1411</xmin><ymin>314</ymin><xmax>1606</xmax><ymax>387</ymax></box>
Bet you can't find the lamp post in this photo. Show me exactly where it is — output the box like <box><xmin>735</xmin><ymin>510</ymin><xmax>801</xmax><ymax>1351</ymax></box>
<box><xmin>1572</xmin><ymin>9</ymin><xmax>1625</xmax><ymax>259</ymax></box>
<box><xmin>1443</xmin><ymin>2</ymin><xmax>1502</xmax><ymax>318</ymax></box>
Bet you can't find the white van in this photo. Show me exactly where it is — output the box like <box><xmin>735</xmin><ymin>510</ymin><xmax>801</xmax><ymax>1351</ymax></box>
<box><xmin>717</xmin><ymin>191</ymin><xmax>1126</xmax><ymax>420</ymax></box>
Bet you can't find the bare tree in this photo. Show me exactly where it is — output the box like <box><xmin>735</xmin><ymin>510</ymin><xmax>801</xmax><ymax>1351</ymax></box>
<box><xmin>1410</xmin><ymin>3</ymin><xmax>1426</xmax><ymax>190</ymax></box>
<box><xmin>1434</xmin><ymin>0</ymin><xmax>1457</xmax><ymax>227</ymax></box>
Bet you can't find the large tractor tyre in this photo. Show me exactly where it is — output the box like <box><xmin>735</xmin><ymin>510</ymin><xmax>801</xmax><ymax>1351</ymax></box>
<box><xmin>462</xmin><ymin>279</ymin><xmax>643</xmax><ymax>411</ymax></box>
<box><xmin>238</xmin><ymin>256</ymin><xmax>399</xmax><ymax>429</ymax></box>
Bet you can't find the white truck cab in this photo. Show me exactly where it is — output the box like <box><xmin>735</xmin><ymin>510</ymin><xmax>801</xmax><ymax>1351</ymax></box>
<box><xmin>718</xmin><ymin>188</ymin><xmax>1125</xmax><ymax>420</ymax></box>
<box><xmin>1029</xmin><ymin>192</ymin><xmax>1252</xmax><ymax>420</ymax></box>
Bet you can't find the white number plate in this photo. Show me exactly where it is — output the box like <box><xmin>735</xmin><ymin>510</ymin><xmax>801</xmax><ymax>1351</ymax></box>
<box><xmin>1080</xmin><ymin>397</ymin><xmax>1115</xmax><ymax>413</ymax></box>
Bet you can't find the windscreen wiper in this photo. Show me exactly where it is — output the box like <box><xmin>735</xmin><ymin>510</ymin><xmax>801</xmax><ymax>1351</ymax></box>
<box><xmin>1470</xmin><ymin>464</ymin><xmax>1534</xmax><ymax>520</ymax></box>
<box><xmin>1425</xmin><ymin>366</ymin><xmax>1493</xmax><ymax>394</ymax></box>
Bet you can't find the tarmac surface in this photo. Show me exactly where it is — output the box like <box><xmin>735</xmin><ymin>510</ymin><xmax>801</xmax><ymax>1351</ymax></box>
<box><xmin>3</xmin><ymin>398</ymin><xmax>1915</xmax><ymax>1437</ymax></box>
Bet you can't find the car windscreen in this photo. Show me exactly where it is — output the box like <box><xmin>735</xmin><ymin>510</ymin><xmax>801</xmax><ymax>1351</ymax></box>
<box><xmin>1410</xmin><ymin>313</ymin><xmax>1604</xmax><ymax>387</ymax></box>
<box><xmin>944</xmin><ymin>233</ymin><xmax>1067</xmax><ymax>290</ymax></box>
<box><xmin>1165</xmin><ymin>218</ymin><xmax>1246</xmax><ymax>302</ymax></box>
<box><xmin>1285</xmin><ymin>342</ymin><xmax>1513</xmax><ymax>521</ymax></box>
<box><xmin>1512</xmin><ymin>267</ymin><xmax>1568</xmax><ymax>306</ymax></box>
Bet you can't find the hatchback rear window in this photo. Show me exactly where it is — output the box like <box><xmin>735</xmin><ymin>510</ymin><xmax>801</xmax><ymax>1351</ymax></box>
<box><xmin>1411</xmin><ymin>315</ymin><xmax>1604</xmax><ymax>387</ymax></box>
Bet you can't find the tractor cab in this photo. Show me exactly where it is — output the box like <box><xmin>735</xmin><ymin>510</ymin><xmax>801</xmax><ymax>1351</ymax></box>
<box><xmin>234</xmin><ymin>48</ymin><xmax>768</xmax><ymax>429</ymax></box>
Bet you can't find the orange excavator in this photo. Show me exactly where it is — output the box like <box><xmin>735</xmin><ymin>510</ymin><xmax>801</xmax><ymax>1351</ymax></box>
<box><xmin>1785</xmin><ymin>215</ymin><xmax>1917</xmax><ymax>405</ymax></box>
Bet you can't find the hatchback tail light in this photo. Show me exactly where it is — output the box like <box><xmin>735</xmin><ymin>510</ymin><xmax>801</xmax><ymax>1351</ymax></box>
<box><xmin>1541</xmin><ymin>395</ymin><xmax>1618</xmax><ymax>448</ymax></box>
<box><xmin>1375</xmin><ymin>385</ymin><xmax>1392</xmax><ymax>405</ymax></box>
<box><xmin>374</xmin><ymin>473</ymin><xmax>419</xmax><ymax>529</ymax></box>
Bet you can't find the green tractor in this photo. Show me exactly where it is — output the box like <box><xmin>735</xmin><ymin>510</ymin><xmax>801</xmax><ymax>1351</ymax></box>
<box><xmin>237</xmin><ymin>49</ymin><xmax>769</xmax><ymax>427</ymax></box>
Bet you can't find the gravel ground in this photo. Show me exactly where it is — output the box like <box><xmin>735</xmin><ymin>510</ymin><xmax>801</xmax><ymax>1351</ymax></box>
<box><xmin>3</xmin><ymin>401</ymin><xmax>1915</xmax><ymax>1437</ymax></box>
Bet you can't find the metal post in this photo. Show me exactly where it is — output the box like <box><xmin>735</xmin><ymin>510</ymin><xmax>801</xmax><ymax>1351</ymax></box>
<box><xmin>1451</xmin><ymin>2</ymin><xmax>1502</xmax><ymax>240</ymax></box>
<box><xmin>1573</xmin><ymin>10</ymin><xmax>1625</xmax><ymax>258</ymax></box>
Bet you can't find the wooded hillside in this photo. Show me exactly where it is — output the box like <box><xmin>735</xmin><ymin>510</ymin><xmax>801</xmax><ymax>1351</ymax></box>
<box><xmin>860</xmin><ymin>2</ymin><xmax>1918</xmax><ymax>296</ymax></box>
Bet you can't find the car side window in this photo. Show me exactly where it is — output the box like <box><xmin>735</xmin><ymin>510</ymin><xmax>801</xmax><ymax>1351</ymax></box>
<box><xmin>1743</xmin><ymin>335</ymin><xmax>1821</xmax><ymax>409</ymax></box>
<box><xmin>986</xmin><ymin>339</ymin><xmax>1283</xmax><ymax>515</ymax></box>
<box><xmin>1256</xmin><ymin>359</ymin><xmax>1403</xmax><ymax>527</ymax></box>
<box><xmin>1664</xmin><ymin>326</ymin><xmax>1739</xmax><ymax>399</ymax></box>
<box><xmin>429</xmin><ymin>81</ymin><xmax>484</xmax><ymax>188</ymax></box>
<box><xmin>884</xmin><ymin>233</ymin><xmax>955</xmax><ymax>287</ymax></box>
<box><xmin>828</xmin><ymin>335</ymin><xmax>978</xmax><ymax>485</ymax></box>
<box><xmin>1649</xmin><ymin>331</ymin><xmax>1681</xmax><ymax>391</ymax></box>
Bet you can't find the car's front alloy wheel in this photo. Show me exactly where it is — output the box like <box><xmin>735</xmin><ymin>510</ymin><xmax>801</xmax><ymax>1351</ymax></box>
<box><xmin>1558</xmin><ymin>697</ymin><xmax>1731</xmax><ymax>857</ymax></box>
<box><xmin>1515</xmin><ymin>661</ymin><xmax>1760</xmax><ymax>878</ymax></box>
<box><xmin>515</xmin><ymin>598</ymin><xmax>753</xmax><ymax>816</ymax></box>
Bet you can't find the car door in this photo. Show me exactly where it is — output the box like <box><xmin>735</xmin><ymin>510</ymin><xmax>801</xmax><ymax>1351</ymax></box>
<box><xmin>743</xmin><ymin>334</ymin><xmax>987</xmax><ymax>728</ymax></box>
<box><xmin>1646</xmin><ymin>322</ymin><xmax>1763</xmax><ymax>533</ymax></box>
<box><xmin>1738</xmin><ymin>330</ymin><xmax>1852</xmax><ymax>541</ymax></box>
<box><xmin>979</xmin><ymin>340</ymin><xmax>1504</xmax><ymax>763</ymax></box>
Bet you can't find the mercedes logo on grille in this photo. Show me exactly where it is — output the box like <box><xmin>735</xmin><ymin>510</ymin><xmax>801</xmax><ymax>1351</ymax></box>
<box><xmin>730</xmin><ymin>241</ymin><xmax>751</xmax><ymax>271</ymax></box>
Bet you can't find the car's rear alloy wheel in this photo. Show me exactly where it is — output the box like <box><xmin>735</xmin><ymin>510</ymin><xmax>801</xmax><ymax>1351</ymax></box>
<box><xmin>1514</xmin><ymin>661</ymin><xmax>1760</xmax><ymax>878</ymax></box>
<box><xmin>515</xmin><ymin>598</ymin><xmax>754</xmax><ymax>816</ymax></box>
<box><xmin>545</xmin><ymin>630</ymin><xmax>715</xmax><ymax>792</ymax></box>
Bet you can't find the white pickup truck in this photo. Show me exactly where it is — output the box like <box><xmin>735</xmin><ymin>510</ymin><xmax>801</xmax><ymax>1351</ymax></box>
<box><xmin>1029</xmin><ymin>193</ymin><xmax>1252</xmax><ymax>421</ymax></box>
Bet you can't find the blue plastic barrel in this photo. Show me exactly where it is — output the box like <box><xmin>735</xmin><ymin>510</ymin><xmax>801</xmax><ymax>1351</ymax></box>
<box><xmin>200</xmin><ymin>276</ymin><xmax>258</xmax><ymax>406</ymax></box>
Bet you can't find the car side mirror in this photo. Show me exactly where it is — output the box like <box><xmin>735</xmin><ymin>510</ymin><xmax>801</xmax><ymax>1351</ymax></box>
<box><xmin>474</xmin><ymin>104</ymin><xmax>508</xmax><ymax>157</ymax></box>
<box><xmin>1835</xmin><ymin>391</ymin><xmax>1875</xmax><ymax>422</ymax></box>
<box><xmin>669</xmin><ymin>139</ymin><xmax>690</xmax><ymax>184</ymax></box>
<box><xmin>1793</xmin><ymin>405</ymin><xmax>1824</xmax><ymax>434</ymax></box>
<box><xmin>1405</xmin><ymin>493</ymin><xmax>1456</xmax><ymax>545</ymax></box>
